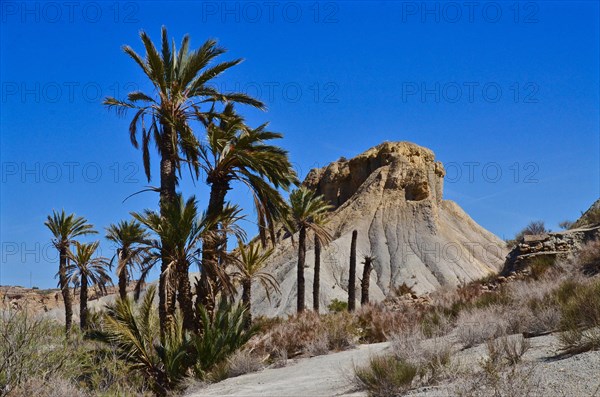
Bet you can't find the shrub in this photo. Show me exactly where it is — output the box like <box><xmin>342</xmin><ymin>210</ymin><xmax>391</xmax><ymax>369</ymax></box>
<box><xmin>528</xmin><ymin>255</ymin><xmax>556</xmax><ymax>280</ymax></box>
<box><xmin>577</xmin><ymin>239</ymin><xmax>600</xmax><ymax>276</ymax></box>
<box><xmin>391</xmin><ymin>330</ymin><xmax>455</xmax><ymax>386</ymax></box>
<box><xmin>0</xmin><ymin>310</ymin><xmax>87</xmax><ymax>396</ymax></box>
<box><xmin>559</xmin><ymin>220</ymin><xmax>574</xmax><ymax>230</ymax></box>
<box><xmin>256</xmin><ymin>311</ymin><xmax>358</xmax><ymax>360</ymax></box>
<box><xmin>258</xmin><ymin>311</ymin><xmax>323</xmax><ymax>359</ymax></box>
<box><xmin>485</xmin><ymin>335</ymin><xmax>530</xmax><ymax>367</ymax></box>
<box><xmin>354</xmin><ymin>355</ymin><xmax>417</xmax><ymax>397</ymax></box>
<box><xmin>420</xmin><ymin>308</ymin><xmax>454</xmax><ymax>338</ymax></box>
<box><xmin>356</xmin><ymin>303</ymin><xmax>422</xmax><ymax>343</ymax></box>
<box><xmin>327</xmin><ymin>298</ymin><xmax>348</xmax><ymax>313</ymax></box>
<box><xmin>393</xmin><ymin>283</ymin><xmax>414</xmax><ymax>296</ymax></box>
<box><xmin>558</xmin><ymin>278</ymin><xmax>600</xmax><ymax>353</ymax></box>
<box><xmin>455</xmin><ymin>305</ymin><xmax>512</xmax><ymax>348</ymax></box>
<box><xmin>322</xmin><ymin>312</ymin><xmax>359</xmax><ymax>351</ymax></box>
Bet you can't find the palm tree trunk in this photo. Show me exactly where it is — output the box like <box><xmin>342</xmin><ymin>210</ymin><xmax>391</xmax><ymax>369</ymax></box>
<box><xmin>58</xmin><ymin>246</ymin><xmax>72</xmax><ymax>335</ymax></box>
<box><xmin>159</xmin><ymin>122</ymin><xmax>177</xmax><ymax>338</ymax></box>
<box><xmin>177</xmin><ymin>263</ymin><xmax>196</xmax><ymax>333</ymax></box>
<box><xmin>361</xmin><ymin>257</ymin><xmax>373</xmax><ymax>305</ymax></box>
<box><xmin>297</xmin><ymin>226</ymin><xmax>307</xmax><ymax>313</ymax></box>
<box><xmin>198</xmin><ymin>180</ymin><xmax>230</xmax><ymax>312</ymax></box>
<box><xmin>80</xmin><ymin>276</ymin><xmax>88</xmax><ymax>330</ymax></box>
<box><xmin>242</xmin><ymin>278</ymin><xmax>252</xmax><ymax>328</ymax></box>
<box><xmin>348</xmin><ymin>230</ymin><xmax>357</xmax><ymax>312</ymax></box>
<box><xmin>313</xmin><ymin>236</ymin><xmax>321</xmax><ymax>312</ymax></box>
<box><xmin>118</xmin><ymin>251</ymin><xmax>127</xmax><ymax>300</ymax></box>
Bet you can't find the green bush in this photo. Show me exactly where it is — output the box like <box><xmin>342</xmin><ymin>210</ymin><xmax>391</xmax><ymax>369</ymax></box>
<box><xmin>354</xmin><ymin>355</ymin><xmax>417</xmax><ymax>397</ymax></box>
<box><xmin>327</xmin><ymin>298</ymin><xmax>348</xmax><ymax>313</ymax></box>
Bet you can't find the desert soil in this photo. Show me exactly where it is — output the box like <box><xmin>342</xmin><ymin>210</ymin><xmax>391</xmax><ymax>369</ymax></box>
<box><xmin>187</xmin><ymin>333</ymin><xmax>600</xmax><ymax>397</ymax></box>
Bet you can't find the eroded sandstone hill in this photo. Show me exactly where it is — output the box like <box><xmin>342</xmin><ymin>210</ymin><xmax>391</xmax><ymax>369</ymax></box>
<box><xmin>252</xmin><ymin>141</ymin><xmax>507</xmax><ymax>316</ymax></box>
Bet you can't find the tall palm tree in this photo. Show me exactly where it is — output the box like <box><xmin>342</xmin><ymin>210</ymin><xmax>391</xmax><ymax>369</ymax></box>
<box><xmin>104</xmin><ymin>26</ymin><xmax>263</xmax><ymax>334</ymax></box>
<box><xmin>286</xmin><ymin>187</ymin><xmax>333</xmax><ymax>313</ymax></box>
<box><xmin>44</xmin><ymin>210</ymin><xmax>97</xmax><ymax>335</ymax></box>
<box><xmin>313</xmin><ymin>236</ymin><xmax>322</xmax><ymax>312</ymax></box>
<box><xmin>106</xmin><ymin>220</ymin><xmax>150</xmax><ymax>300</ymax></box>
<box><xmin>66</xmin><ymin>241</ymin><xmax>112</xmax><ymax>330</ymax></box>
<box><xmin>197</xmin><ymin>104</ymin><xmax>298</xmax><ymax>308</ymax></box>
<box><xmin>231</xmin><ymin>241</ymin><xmax>280</xmax><ymax>327</ymax></box>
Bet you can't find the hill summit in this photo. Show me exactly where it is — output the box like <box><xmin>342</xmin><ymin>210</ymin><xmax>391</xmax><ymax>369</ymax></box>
<box><xmin>252</xmin><ymin>141</ymin><xmax>507</xmax><ymax>316</ymax></box>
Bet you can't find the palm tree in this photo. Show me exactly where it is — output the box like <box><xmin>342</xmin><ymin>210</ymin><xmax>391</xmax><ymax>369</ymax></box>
<box><xmin>104</xmin><ymin>26</ymin><xmax>263</xmax><ymax>334</ymax></box>
<box><xmin>44</xmin><ymin>210</ymin><xmax>97</xmax><ymax>335</ymax></box>
<box><xmin>348</xmin><ymin>230</ymin><xmax>358</xmax><ymax>312</ymax></box>
<box><xmin>133</xmin><ymin>195</ymin><xmax>237</xmax><ymax>334</ymax></box>
<box><xmin>197</xmin><ymin>104</ymin><xmax>298</xmax><ymax>308</ymax></box>
<box><xmin>66</xmin><ymin>241</ymin><xmax>112</xmax><ymax>330</ymax></box>
<box><xmin>231</xmin><ymin>241</ymin><xmax>280</xmax><ymax>327</ymax></box>
<box><xmin>100</xmin><ymin>285</ymin><xmax>191</xmax><ymax>396</ymax></box>
<box><xmin>313</xmin><ymin>236</ymin><xmax>321</xmax><ymax>312</ymax></box>
<box><xmin>106</xmin><ymin>220</ymin><xmax>150</xmax><ymax>300</ymax></box>
<box><xmin>286</xmin><ymin>187</ymin><xmax>333</xmax><ymax>313</ymax></box>
<box><xmin>361</xmin><ymin>254</ymin><xmax>375</xmax><ymax>305</ymax></box>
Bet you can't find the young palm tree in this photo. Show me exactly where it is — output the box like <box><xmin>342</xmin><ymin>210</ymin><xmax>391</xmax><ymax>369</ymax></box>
<box><xmin>100</xmin><ymin>286</ymin><xmax>192</xmax><ymax>396</ymax></box>
<box><xmin>44</xmin><ymin>210</ymin><xmax>97</xmax><ymax>335</ymax></box>
<box><xmin>106</xmin><ymin>220</ymin><xmax>150</xmax><ymax>300</ymax></box>
<box><xmin>197</xmin><ymin>105</ymin><xmax>298</xmax><ymax>308</ymax></box>
<box><xmin>133</xmin><ymin>196</ymin><xmax>202</xmax><ymax>333</ymax></box>
<box><xmin>231</xmin><ymin>241</ymin><xmax>280</xmax><ymax>327</ymax></box>
<box><xmin>104</xmin><ymin>26</ymin><xmax>263</xmax><ymax>334</ymax></box>
<box><xmin>133</xmin><ymin>195</ymin><xmax>237</xmax><ymax>334</ymax></box>
<box><xmin>286</xmin><ymin>187</ymin><xmax>333</xmax><ymax>313</ymax></box>
<box><xmin>66</xmin><ymin>241</ymin><xmax>112</xmax><ymax>330</ymax></box>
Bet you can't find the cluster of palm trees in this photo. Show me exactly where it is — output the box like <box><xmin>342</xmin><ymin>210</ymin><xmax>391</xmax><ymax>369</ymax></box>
<box><xmin>45</xmin><ymin>27</ymin><xmax>339</xmax><ymax>340</ymax></box>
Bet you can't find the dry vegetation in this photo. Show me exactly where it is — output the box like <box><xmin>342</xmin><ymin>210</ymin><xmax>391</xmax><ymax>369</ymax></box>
<box><xmin>2</xmin><ymin>239</ymin><xmax>599</xmax><ymax>396</ymax></box>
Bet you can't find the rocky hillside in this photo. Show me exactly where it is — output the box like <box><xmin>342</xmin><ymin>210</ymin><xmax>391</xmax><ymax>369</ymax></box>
<box><xmin>252</xmin><ymin>142</ymin><xmax>507</xmax><ymax>316</ymax></box>
<box><xmin>502</xmin><ymin>198</ymin><xmax>600</xmax><ymax>275</ymax></box>
<box><xmin>572</xmin><ymin>198</ymin><xmax>600</xmax><ymax>229</ymax></box>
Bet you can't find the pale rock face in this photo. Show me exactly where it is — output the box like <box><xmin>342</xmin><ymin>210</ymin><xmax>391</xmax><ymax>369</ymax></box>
<box><xmin>251</xmin><ymin>141</ymin><xmax>507</xmax><ymax>317</ymax></box>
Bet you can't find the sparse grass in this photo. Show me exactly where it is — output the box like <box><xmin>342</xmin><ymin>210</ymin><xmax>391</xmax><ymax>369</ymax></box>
<box><xmin>356</xmin><ymin>303</ymin><xmax>422</xmax><ymax>343</ymax></box>
<box><xmin>354</xmin><ymin>355</ymin><xmax>417</xmax><ymax>397</ymax></box>
<box><xmin>455</xmin><ymin>305</ymin><xmax>513</xmax><ymax>348</ymax></box>
<box><xmin>485</xmin><ymin>334</ymin><xmax>531</xmax><ymax>367</ymax></box>
<box><xmin>0</xmin><ymin>309</ymin><xmax>150</xmax><ymax>397</ymax></box>
<box><xmin>256</xmin><ymin>311</ymin><xmax>359</xmax><ymax>360</ymax></box>
<box><xmin>226</xmin><ymin>349</ymin><xmax>265</xmax><ymax>378</ymax></box>
<box><xmin>558</xmin><ymin>278</ymin><xmax>600</xmax><ymax>354</ymax></box>
<box><xmin>578</xmin><ymin>239</ymin><xmax>600</xmax><ymax>276</ymax></box>
<box><xmin>453</xmin><ymin>333</ymin><xmax>538</xmax><ymax>397</ymax></box>
<box><xmin>528</xmin><ymin>255</ymin><xmax>556</xmax><ymax>280</ymax></box>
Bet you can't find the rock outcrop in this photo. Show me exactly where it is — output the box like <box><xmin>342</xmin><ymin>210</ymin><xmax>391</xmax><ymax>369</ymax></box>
<box><xmin>502</xmin><ymin>226</ymin><xmax>600</xmax><ymax>275</ymax></box>
<box><xmin>502</xmin><ymin>198</ymin><xmax>600</xmax><ymax>275</ymax></box>
<box><xmin>252</xmin><ymin>142</ymin><xmax>507</xmax><ymax>316</ymax></box>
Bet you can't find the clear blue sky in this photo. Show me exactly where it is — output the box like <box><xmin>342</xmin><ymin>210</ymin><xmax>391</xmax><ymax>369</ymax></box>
<box><xmin>1</xmin><ymin>1</ymin><xmax>598</xmax><ymax>288</ymax></box>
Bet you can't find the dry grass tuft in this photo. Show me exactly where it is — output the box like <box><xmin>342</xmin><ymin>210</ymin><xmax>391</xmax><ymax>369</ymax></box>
<box><xmin>354</xmin><ymin>355</ymin><xmax>417</xmax><ymax>397</ymax></box>
<box><xmin>226</xmin><ymin>349</ymin><xmax>265</xmax><ymax>378</ymax></box>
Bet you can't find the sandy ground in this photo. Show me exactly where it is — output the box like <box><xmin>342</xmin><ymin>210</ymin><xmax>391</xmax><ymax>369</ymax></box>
<box><xmin>187</xmin><ymin>342</ymin><xmax>389</xmax><ymax>397</ymax></box>
<box><xmin>187</xmin><ymin>333</ymin><xmax>600</xmax><ymax>397</ymax></box>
